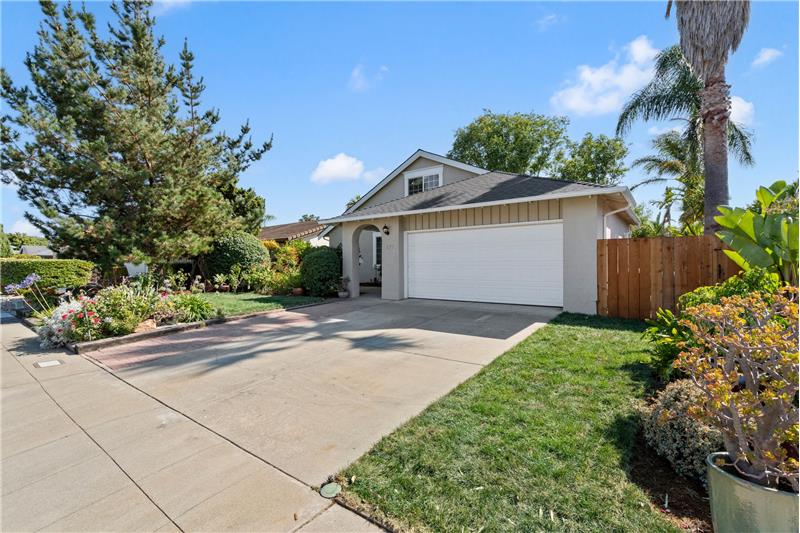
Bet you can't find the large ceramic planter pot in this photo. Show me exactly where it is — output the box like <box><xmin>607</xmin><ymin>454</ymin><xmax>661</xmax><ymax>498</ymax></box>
<box><xmin>707</xmin><ymin>452</ymin><xmax>798</xmax><ymax>533</ymax></box>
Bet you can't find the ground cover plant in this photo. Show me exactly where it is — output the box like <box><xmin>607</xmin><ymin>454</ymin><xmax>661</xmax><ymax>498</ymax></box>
<box><xmin>338</xmin><ymin>314</ymin><xmax>683</xmax><ymax>532</ymax></box>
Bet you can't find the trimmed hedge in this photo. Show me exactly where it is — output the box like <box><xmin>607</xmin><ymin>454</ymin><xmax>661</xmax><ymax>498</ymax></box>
<box><xmin>205</xmin><ymin>231</ymin><xmax>269</xmax><ymax>276</ymax></box>
<box><xmin>0</xmin><ymin>258</ymin><xmax>94</xmax><ymax>293</ymax></box>
<box><xmin>300</xmin><ymin>247</ymin><xmax>341</xmax><ymax>296</ymax></box>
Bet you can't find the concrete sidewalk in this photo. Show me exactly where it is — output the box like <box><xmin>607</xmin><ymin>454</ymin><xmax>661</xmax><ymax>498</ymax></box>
<box><xmin>1</xmin><ymin>319</ymin><xmax>379</xmax><ymax>532</ymax></box>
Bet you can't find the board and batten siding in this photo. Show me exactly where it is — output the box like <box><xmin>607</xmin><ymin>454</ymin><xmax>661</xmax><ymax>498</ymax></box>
<box><xmin>403</xmin><ymin>199</ymin><xmax>562</xmax><ymax>231</ymax></box>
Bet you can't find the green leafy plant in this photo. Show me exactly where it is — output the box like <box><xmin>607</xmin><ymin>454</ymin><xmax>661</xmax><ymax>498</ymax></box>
<box><xmin>205</xmin><ymin>231</ymin><xmax>268</xmax><ymax>277</ymax></box>
<box><xmin>270</xmin><ymin>268</ymin><xmax>301</xmax><ymax>295</ymax></box>
<box><xmin>678</xmin><ymin>267</ymin><xmax>782</xmax><ymax>310</ymax></box>
<box><xmin>94</xmin><ymin>284</ymin><xmax>159</xmax><ymax>336</ymax></box>
<box><xmin>228</xmin><ymin>264</ymin><xmax>243</xmax><ymax>293</ymax></box>
<box><xmin>0</xmin><ymin>259</ymin><xmax>94</xmax><ymax>293</ymax></box>
<box><xmin>212</xmin><ymin>273</ymin><xmax>227</xmax><ymax>290</ymax></box>
<box><xmin>715</xmin><ymin>180</ymin><xmax>798</xmax><ymax>285</ymax></box>
<box><xmin>242</xmin><ymin>265</ymin><xmax>273</xmax><ymax>294</ymax></box>
<box><xmin>643</xmin><ymin>308</ymin><xmax>694</xmax><ymax>382</ymax></box>
<box><xmin>675</xmin><ymin>289</ymin><xmax>799</xmax><ymax>492</ymax></box>
<box><xmin>171</xmin><ymin>293</ymin><xmax>216</xmax><ymax>322</ymax></box>
<box><xmin>300</xmin><ymin>247</ymin><xmax>342</xmax><ymax>297</ymax></box>
<box><xmin>640</xmin><ymin>379</ymin><xmax>723</xmax><ymax>481</ymax></box>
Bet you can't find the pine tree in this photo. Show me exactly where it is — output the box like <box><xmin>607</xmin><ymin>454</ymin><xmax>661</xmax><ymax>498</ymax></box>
<box><xmin>1</xmin><ymin>0</ymin><xmax>270</xmax><ymax>271</ymax></box>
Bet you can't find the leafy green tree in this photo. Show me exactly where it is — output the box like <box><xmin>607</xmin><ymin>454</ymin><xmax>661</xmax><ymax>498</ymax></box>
<box><xmin>632</xmin><ymin>131</ymin><xmax>704</xmax><ymax>227</ymax></box>
<box><xmin>0</xmin><ymin>1</ymin><xmax>271</xmax><ymax>271</ymax></box>
<box><xmin>6</xmin><ymin>233</ymin><xmax>50</xmax><ymax>249</ymax></box>
<box><xmin>558</xmin><ymin>134</ymin><xmax>628</xmax><ymax>185</ymax></box>
<box><xmin>0</xmin><ymin>225</ymin><xmax>11</xmax><ymax>257</ymax></box>
<box><xmin>448</xmin><ymin>110</ymin><xmax>569</xmax><ymax>174</ymax></box>
<box><xmin>299</xmin><ymin>214</ymin><xmax>319</xmax><ymax>222</ymax></box>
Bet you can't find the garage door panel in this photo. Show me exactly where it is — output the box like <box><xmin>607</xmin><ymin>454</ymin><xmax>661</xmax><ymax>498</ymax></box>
<box><xmin>406</xmin><ymin>222</ymin><xmax>563</xmax><ymax>307</ymax></box>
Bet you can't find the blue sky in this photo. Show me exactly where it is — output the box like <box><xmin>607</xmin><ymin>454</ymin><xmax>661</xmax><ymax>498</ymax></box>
<box><xmin>2</xmin><ymin>1</ymin><xmax>797</xmax><ymax>235</ymax></box>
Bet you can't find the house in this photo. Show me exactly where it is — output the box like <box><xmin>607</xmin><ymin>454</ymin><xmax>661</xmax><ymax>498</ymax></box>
<box><xmin>18</xmin><ymin>245</ymin><xmax>56</xmax><ymax>258</ymax></box>
<box><xmin>258</xmin><ymin>221</ymin><xmax>327</xmax><ymax>246</ymax></box>
<box><xmin>321</xmin><ymin>149</ymin><xmax>637</xmax><ymax>314</ymax></box>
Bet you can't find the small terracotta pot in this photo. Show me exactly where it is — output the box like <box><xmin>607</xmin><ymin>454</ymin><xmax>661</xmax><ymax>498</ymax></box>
<box><xmin>291</xmin><ymin>287</ymin><xmax>304</xmax><ymax>296</ymax></box>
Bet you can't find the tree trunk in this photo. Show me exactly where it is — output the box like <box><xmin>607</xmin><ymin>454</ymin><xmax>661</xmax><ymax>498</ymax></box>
<box><xmin>700</xmin><ymin>73</ymin><xmax>731</xmax><ymax>234</ymax></box>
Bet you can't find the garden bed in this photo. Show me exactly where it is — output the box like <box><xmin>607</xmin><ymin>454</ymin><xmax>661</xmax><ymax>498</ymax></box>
<box><xmin>17</xmin><ymin>293</ymin><xmax>329</xmax><ymax>354</ymax></box>
<box><xmin>335</xmin><ymin>313</ymin><xmax>703</xmax><ymax>532</ymax></box>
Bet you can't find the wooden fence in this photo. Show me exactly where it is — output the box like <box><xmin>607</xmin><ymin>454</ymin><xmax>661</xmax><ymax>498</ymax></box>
<box><xmin>597</xmin><ymin>235</ymin><xmax>741</xmax><ymax>320</ymax></box>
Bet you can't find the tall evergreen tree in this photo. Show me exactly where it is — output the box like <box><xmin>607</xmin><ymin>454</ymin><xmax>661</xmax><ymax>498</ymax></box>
<box><xmin>1</xmin><ymin>0</ymin><xmax>271</xmax><ymax>271</ymax></box>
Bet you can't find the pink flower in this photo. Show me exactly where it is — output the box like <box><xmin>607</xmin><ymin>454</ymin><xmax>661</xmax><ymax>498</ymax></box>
<box><xmin>61</xmin><ymin>314</ymin><xmax>67</xmax><ymax>320</ymax></box>
<box><xmin>76</xmin><ymin>313</ymin><xmax>84</xmax><ymax>319</ymax></box>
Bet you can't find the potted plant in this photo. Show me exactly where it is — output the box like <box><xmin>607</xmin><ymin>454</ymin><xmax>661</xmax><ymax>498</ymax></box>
<box><xmin>338</xmin><ymin>276</ymin><xmax>350</xmax><ymax>299</ymax></box>
<box><xmin>675</xmin><ymin>289</ymin><xmax>798</xmax><ymax>533</ymax></box>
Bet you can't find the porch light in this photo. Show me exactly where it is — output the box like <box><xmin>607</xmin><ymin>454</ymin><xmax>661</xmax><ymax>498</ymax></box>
<box><xmin>382</xmin><ymin>224</ymin><xmax>390</xmax><ymax>235</ymax></box>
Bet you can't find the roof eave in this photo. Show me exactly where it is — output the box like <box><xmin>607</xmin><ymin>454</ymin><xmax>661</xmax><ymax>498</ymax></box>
<box><xmin>320</xmin><ymin>186</ymin><xmax>631</xmax><ymax>225</ymax></box>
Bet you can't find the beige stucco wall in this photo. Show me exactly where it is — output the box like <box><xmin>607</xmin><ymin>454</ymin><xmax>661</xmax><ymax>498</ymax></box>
<box><xmin>604</xmin><ymin>212</ymin><xmax>630</xmax><ymax>239</ymax></box>
<box><xmin>341</xmin><ymin>217</ymin><xmax>402</xmax><ymax>299</ymax></box>
<box><xmin>360</xmin><ymin>157</ymin><xmax>479</xmax><ymax>208</ymax></box>
<box><xmin>562</xmin><ymin>195</ymin><xmax>601</xmax><ymax>314</ymax></box>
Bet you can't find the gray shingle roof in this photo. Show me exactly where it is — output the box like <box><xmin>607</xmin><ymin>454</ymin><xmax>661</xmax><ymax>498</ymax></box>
<box><xmin>326</xmin><ymin>171</ymin><xmax>612</xmax><ymax>222</ymax></box>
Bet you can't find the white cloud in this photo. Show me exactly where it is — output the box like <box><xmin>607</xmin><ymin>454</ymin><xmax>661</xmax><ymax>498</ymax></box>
<box><xmin>647</xmin><ymin>125</ymin><xmax>682</xmax><ymax>136</ymax></box>
<box><xmin>362</xmin><ymin>167</ymin><xmax>387</xmax><ymax>183</ymax></box>
<box><xmin>311</xmin><ymin>153</ymin><xmax>365</xmax><ymax>184</ymax></box>
<box><xmin>348</xmin><ymin>64</ymin><xmax>388</xmax><ymax>93</ymax></box>
<box><xmin>10</xmin><ymin>218</ymin><xmax>42</xmax><ymax>237</ymax></box>
<box><xmin>751</xmin><ymin>47</ymin><xmax>782</xmax><ymax>68</ymax></box>
<box><xmin>310</xmin><ymin>154</ymin><xmax>387</xmax><ymax>185</ymax></box>
<box><xmin>550</xmin><ymin>35</ymin><xmax>659</xmax><ymax>116</ymax></box>
<box><xmin>152</xmin><ymin>0</ymin><xmax>191</xmax><ymax>15</ymax></box>
<box><xmin>535</xmin><ymin>14</ymin><xmax>560</xmax><ymax>32</ymax></box>
<box><xmin>730</xmin><ymin>96</ymin><xmax>754</xmax><ymax>126</ymax></box>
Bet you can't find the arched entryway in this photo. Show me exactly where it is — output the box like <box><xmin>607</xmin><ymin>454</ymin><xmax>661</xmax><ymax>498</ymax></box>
<box><xmin>349</xmin><ymin>223</ymin><xmax>383</xmax><ymax>297</ymax></box>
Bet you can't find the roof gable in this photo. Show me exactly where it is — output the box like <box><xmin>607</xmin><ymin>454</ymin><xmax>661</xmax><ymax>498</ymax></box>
<box><xmin>345</xmin><ymin>149</ymin><xmax>486</xmax><ymax>214</ymax></box>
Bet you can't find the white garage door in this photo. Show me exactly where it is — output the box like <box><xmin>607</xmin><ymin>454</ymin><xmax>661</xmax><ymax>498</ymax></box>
<box><xmin>406</xmin><ymin>222</ymin><xmax>563</xmax><ymax>306</ymax></box>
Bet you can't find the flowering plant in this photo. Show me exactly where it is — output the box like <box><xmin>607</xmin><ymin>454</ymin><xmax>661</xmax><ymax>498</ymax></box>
<box><xmin>675</xmin><ymin>288</ymin><xmax>799</xmax><ymax>492</ymax></box>
<box><xmin>4</xmin><ymin>273</ymin><xmax>55</xmax><ymax>316</ymax></box>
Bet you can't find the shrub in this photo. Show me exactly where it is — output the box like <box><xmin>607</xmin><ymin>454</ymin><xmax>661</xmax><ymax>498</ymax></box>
<box><xmin>300</xmin><ymin>247</ymin><xmax>341</xmax><ymax>296</ymax></box>
<box><xmin>171</xmin><ymin>293</ymin><xmax>216</xmax><ymax>322</ymax></box>
<box><xmin>640</xmin><ymin>380</ymin><xmax>724</xmax><ymax>481</ymax></box>
<box><xmin>38</xmin><ymin>300</ymin><xmax>89</xmax><ymax>347</ymax></box>
<box><xmin>643</xmin><ymin>308</ymin><xmax>694</xmax><ymax>382</ymax></box>
<box><xmin>205</xmin><ymin>231</ymin><xmax>268</xmax><ymax>276</ymax></box>
<box><xmin>270</xmin><ymin>268</ymin><xmax>301</xmax><ymax>295</ymax></box>
<box><xmin>675</xmin><ymin>289</ymin><xmax>799</xmax><ymax>492</ymax></box>
<box><xmin>0</xmin><ymin>258</ymin><xmax>94</xmax><ymax>293</ymax></box>
<box><xmin>678</xmin><ymin>267</ymin><xmax>782</xmax><ymax>310</ymax></box>
<box><xmin>242</xmin><ymin>265</ymin><xmax>273</xmax><ymax>293</ymax></box>
<box><xmin>94</xmin><ymin>283</ymin><xmax>160</xmax><ymax>337</ymax></box>
<box><xmin>274</xmin><ymin>243</ymin><xmax>300</xmax><ymax>271</ymax></box>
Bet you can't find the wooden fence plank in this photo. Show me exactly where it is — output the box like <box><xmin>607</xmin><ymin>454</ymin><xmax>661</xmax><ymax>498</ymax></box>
<box><xmin>638</xmin><ymin>239</ymin><xmax>651</xmax><ymax>318</ymax></box>
<box><xmin>607</xmin><ymin>240</ymin><xmax>619</xmax><ymax>317</ymax></box>
<box><xmin>617</xmin><ymin>239</ymin><xmax>630</xmax><ymax>319</ymax></box>
<box><xmin>597</xmin><ymin>240</ymin><xmax>608</xmax><ymax>315</ymax></box>
<box><xmin>628</xmin><ymin>239</ymin><xmax>641</xmax><ymax>318</ymax></box>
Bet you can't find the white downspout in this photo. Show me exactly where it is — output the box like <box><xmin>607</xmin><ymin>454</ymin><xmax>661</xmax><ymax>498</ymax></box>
<box><xmin>603</xmin><ymin>206</ymin><xmax>629</xmax><ymax>239</ymax></box>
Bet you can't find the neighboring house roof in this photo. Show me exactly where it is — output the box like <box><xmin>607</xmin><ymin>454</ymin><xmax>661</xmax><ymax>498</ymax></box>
<box><xmin>322</xmin><ymin>171</ymin><xmax>637</xmax><ymax>224</ymax></box>
<box><xmin>19</xmin><ymin>245</ymin><xmax>56</xmax><ymax>257</ymax></box>
<box><xmin>258</xmin><ymin>221</ymin><xmax>325</xmax><ymax>241</ymax></box>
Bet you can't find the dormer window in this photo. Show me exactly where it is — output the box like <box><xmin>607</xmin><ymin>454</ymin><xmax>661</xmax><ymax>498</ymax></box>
<box><xmin>404</xmin><ymin>165</ymin><xmax>443</xmax><ymax>196</ymax></box>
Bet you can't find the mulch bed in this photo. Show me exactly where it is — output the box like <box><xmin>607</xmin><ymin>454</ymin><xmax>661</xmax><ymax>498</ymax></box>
<box><xmin>629</xmin><ymin>432</ymin><xmax>713</xmax><ymax>532</ymax></box>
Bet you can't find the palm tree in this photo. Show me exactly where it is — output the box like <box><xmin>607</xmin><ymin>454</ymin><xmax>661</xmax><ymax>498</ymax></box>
<box><xmin>617</xmin><ymin>45</ymin><xmax>753</xmax><ymax>168</ymax></box>
<box><xmin>667</xmin><ymin>0</ymin><xmax>750</xmax><ymax>233</ymax></box>
<box><xmin>632</xmin><ymin>130</ymin><xmax>704</xmax><ymax>227</ymax></box>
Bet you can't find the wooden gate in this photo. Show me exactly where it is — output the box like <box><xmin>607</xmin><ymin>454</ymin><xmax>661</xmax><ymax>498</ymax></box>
<box><xmin>597</xmin><ymin>235</ymin><xmax>741</xmax><ymax>320</ymax></box>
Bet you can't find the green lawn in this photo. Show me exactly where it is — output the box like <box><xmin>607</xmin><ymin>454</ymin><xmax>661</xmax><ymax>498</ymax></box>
<box><xmin>339</xmin><ymin>313</ymin><xmax>679</xmax><ymax>532</ymax></box>
<box><xmin>202</xmin><ymin>292</ymin><xmax>323</xmax><ymax>317</ymax></box>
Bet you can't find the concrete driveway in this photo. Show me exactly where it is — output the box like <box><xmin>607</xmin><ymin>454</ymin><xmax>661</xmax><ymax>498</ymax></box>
<box><xmin>2</xmin><ymin>298</ymin><xmax>557</xmax><ymax>531</ymax></box>
<box><xmin>91</xmin><ymin>297</ymin><xmax>558</xmax><ymax>486</ymax></box>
